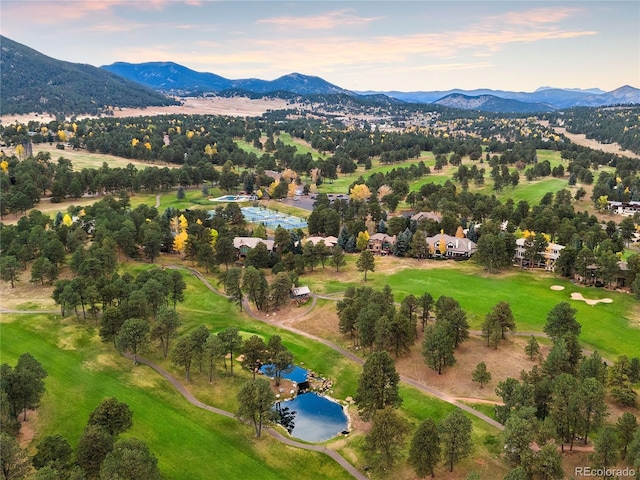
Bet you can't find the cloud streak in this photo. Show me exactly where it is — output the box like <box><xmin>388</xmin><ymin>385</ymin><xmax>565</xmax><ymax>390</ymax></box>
<box><xmin>257</xmin><ymin>9</ymin><xmax>379</xmax><ymax>30</ymax></box>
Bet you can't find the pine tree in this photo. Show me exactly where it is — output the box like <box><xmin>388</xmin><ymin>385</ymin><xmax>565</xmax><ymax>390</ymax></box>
<box><xmin>356</xmin><ymin>250</ymin><xmax>375</xmax><ymax>282</ymax></box>
<box><xmin>408</xmin><ymin>418</ymin><xmax>441</xmax><ymax>478</ymax></box>
<box><xmin>440</xmin><ymin>409</ymin><xmax>473</xmax><ymax>472</ymax></box>
<box><xmin>525</xmin><ymin>336</ymin><xmax>541</xmax><ymax>361</ymax></box>
<box><xmin>472</xmin><ymin>362</ymin><xmax>492</xmax><ymax>388</ymax></box>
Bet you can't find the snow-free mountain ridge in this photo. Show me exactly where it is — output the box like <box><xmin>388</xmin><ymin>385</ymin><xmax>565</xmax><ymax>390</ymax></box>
<box><xmin>101</xmin><ymin>61</ymin><xmax>639</xmax><ymax>111</ymax></box>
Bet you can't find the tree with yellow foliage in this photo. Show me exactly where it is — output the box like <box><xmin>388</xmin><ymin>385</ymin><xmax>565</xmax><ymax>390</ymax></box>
<box><xmin>0</xmin><ymin>160</ymin><xmax>8</xmax><ymax>173</ymax></box>
<box><xmin>204</xmin><ymin>144</ymin><xmax>216</xmax><ymax>156</ymax></box>
<box><xmin>173</xmin><ymin>214</ymin><xmax>189</xmax><ymax>253</ymax></box>
<box><xmin>455</xmin><ymin>226</ymin><xmax>465</xmax><ymax>238</ymax></box>
<box><xmin>350</xmin><ymin>184</ymin><xmax>371</xmax><ymax>202</ymax></box>
<box><xmin>57</xmin><ymin>130</ymin><xmax>67</xmax><ymax>142</ymax></box>
<box><xmin>14</xmin><ymin>144</ymin><xmax>25</xmax><ymax>159</ymax></box>
<box><xmin>173</xmin><ymin>230</ymin><xmax>188</xmax><ymax>253</ymax></box>
<box><xmin>267</xmin><ymin>181</ymin><xmax>279</xmax><ymax>198</ymax></box>
<box><xmin>62</xmin><ymin>213</ymin><xmax>73</xmax><ymax>227</ymax></box>
<box><xmin>597</xmin><ymin>195</ymin><xmax>609</xmax><ymax>211</ymax></box>
<box><xmin>438</xmin><ymin>238</ymin><xmax>447</xmax><ymax>256</ymax></box>
<box><xmin>131</xmin><ymin>138</ymin><xmax>140</xmax><ymax>147</ymax></box>
<box><xmin>281</xmin><ymin>169</ymin><xmax>297</xmax><ymax>183</ymax></box>
<box><xmin>287</xmin><ymin>182</ymin><xmax>297</xmax><ymax>198</ymax></box>
<box><xmin>210</xmin><ymin>228</ymin><xmax>219</xmax><ymax>248</ymax></box>
<box><xmin>356</xmin><ymin>231</ymin><xmax>370</xmax><ymax>251</ymax></box>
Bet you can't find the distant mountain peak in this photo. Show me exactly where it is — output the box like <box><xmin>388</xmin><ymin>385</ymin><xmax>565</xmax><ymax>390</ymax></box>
<box><xmin>101</xmin><ymin>62</ymin><xmax>352</xmax><ymax>96</ymax></box>
<box><xmin>434</xmin><ymin>93</ymin><xmax>557</xmax><ymax>113</ymax></box>
<box><xmin>535</xmin><ymin>86</ymin><xmax>605</xmax><ymax>94</ymax></box>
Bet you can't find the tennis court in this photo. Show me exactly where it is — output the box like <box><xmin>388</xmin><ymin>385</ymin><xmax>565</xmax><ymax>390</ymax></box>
<box><xmin>241</xmin><ymin>206</ymin><xmax>308</xmax><ymax>230</ymax></box>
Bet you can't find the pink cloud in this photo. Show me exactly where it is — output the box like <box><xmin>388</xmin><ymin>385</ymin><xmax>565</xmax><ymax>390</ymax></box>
<box><xmin>2</xmin><ymin>0</ymin><xmax>169</xmax><ymax>24</ymax></box>
<box><xmin>493</xmin><ymin>7</ymin><xmax>581</xmax><ymax>26</ymax></box>
<box><xmin>257</xmin><ymin>9</ymin><xmax>379</xmax><ymax>30</ymax></box>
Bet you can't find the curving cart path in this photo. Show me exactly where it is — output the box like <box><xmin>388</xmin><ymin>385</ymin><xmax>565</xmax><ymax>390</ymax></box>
<box><xmin>125</xmin><ymin>353</ymin><xmax>367</xmax><ymax>480</ymax></box>
<box><xmin>174</xmin><ymin>266</ymin><xmax>505</xmax><ymax>431</ymax></box>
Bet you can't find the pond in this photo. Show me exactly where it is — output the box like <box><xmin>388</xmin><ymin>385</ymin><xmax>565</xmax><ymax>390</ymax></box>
<box><xmin>261</xmin><ymin>364</ymin><xmax>349</xmax><ymax>442</ymax></box>
<box><xmin>278</xmin><ymin>393</ymin><xmax>349</xmax><ymax>442</ymax></box>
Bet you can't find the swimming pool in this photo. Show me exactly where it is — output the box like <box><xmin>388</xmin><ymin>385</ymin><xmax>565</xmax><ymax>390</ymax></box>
<box><xmin>259</xmin><ymin>364</ymin><xmax>308</xmax><ymax>383</ymax></box>
<box><xmin>210</xmin><ymin>195</ymin><xmax>254</xmax><ymax>202</ymax></box>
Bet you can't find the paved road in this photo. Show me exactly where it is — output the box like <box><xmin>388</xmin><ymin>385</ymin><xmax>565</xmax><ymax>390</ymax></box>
<box><xmin>125</xmin><ymin>353</ymin><xmax>368</xmax><ymax>480</ymax></box>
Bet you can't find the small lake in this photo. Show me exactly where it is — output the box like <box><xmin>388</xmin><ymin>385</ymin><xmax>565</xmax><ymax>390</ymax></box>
<box><xmin>280</xmin><ymin>393</ymin><xmax>348</xmax><ymax>442</ymax></box>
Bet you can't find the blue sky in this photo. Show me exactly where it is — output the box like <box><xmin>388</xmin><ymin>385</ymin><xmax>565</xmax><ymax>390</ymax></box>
<box><xmin>2</xmin><ymin>1</ymin><xmax>638</xmax><ymax>92</ymax></box>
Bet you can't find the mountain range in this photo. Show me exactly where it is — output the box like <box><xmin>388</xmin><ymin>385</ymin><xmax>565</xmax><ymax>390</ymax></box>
<box><xmin>1</xmin><ymin>35</ymin><xmax>638</xmax><ymax>116</ymax></box>
<box><xmin>101</xmin><ymin>61</ymin><xmax>640</xmax><ymax>112</ymax></box>
<box><xmin>101</xmin><ymin>62</ymin><xmax>352</xmax><ymax>96</ymax></box>
<box><xmin>365</xmin><ymin>86</ymin><xmax>640</xmax><ymax>109</ymax></box>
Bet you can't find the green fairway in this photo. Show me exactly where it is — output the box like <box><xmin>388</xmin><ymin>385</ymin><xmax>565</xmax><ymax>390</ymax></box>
<box><xmin>0</xmin><ymin>315</ymin><xmax>353</xmax><ymax>480</ymax></box>
<box><xmin>277</xmin><ymin>133</ymin><xmax>327</xmax><ymax>160</ymax></box>
<box><xmin>374</xmin><ymin>266</ymin><xmax>640</xmax><ymax>359</ymax></box>
<box><xmin>1</xmin><ymin>261</ymin><xmax>514</xmax><ymax>479</ymax></box>
<box><xmin>481</xmin><ymin>177</ymin><xmax>570</xmax><ymax>204</ymax></box>
<box><xmin>128</xmin><ymin>188</ymin><xmax>221</xmax><ymax>211</ymax></box>
<box><xmin>299</xmin><ymin>259</ymin><xmax>639</xmax><ymax>359</ymax></box>
<box><xmin>234</xmin><ymin>138</ymin><xmax>267</xmax><ymax>157</ymax></box>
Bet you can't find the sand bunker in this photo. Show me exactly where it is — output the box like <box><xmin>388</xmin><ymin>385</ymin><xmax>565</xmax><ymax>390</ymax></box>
<box><xmin>570</xmin><ymin>292</ymin><xmax>613</xmax><ymax>306</ymax></box>
<box><xmin>550</xmin><ymin>285</ymin><xmax>565</xmax><ymax>291</ymax></box>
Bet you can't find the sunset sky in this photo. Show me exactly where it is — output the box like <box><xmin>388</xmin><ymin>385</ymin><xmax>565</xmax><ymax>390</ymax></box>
<box><xmin>2</xmin><ymin>1</ymin><xmax>638</xmax><ymax>92</ymax></box>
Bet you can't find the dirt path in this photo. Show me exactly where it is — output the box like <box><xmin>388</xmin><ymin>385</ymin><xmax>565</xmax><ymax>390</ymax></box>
<box><xmin>0</xmin><ymin>305</ymin><xmax>59</xmax><ymax>314</ymax></box>
<box><xmin>454</xmin><ymin>397</ymin><xmax>503</xmax><ymax>405</ymax></box>
<box><xmin>124</xmin><ymin>353</ymin><xmax>367</xmax><ymax>480</ymax></box>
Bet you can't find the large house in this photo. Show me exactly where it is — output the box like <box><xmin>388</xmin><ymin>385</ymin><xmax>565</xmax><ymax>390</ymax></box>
<box><xmin>426</xmin><ymin>233</ymin><xmax>477</xmax><ymax>259</ymax></box>
<box><xmin>367</xmin><ymin>233</ymin><xmax>396</xmax><ymax>255</ymax></box>
<box><xmin>233</xmin><ymin>237</ymin><xmax>275</xmax><ymax>257</ymax></box>
<box><xmin>410</xmin><ymin>211</ymin><xmax>443</xmax><ymax>223</ymax></box>
<box><xmin>607</xmin><ymin>201</ymin><xmax>640</xmax><ymax>216</ymax></box>
<box><xmin>514</xmin><ymin>238</ymin><xmax>565</xmax><ymax>271</ymax></box>
<box><xmin>303</xmin><ymin>236</ymin><xmax>338</xmax><ymax>248</ymax></box>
